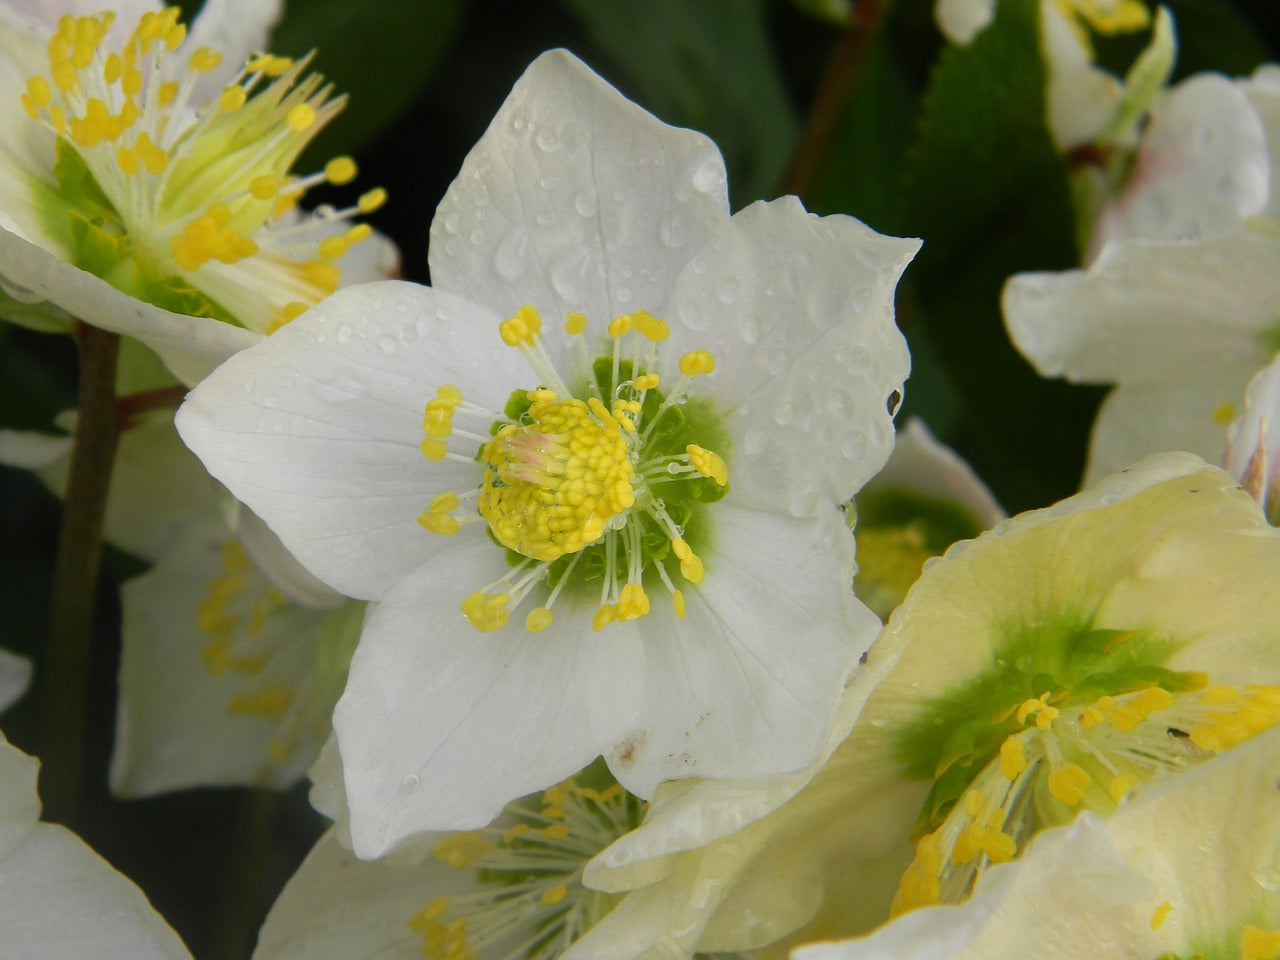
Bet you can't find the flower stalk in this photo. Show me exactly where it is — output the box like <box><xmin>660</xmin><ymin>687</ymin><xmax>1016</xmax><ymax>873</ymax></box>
<box><xmin>39</xmin><ymin>320</ymin><xmax>121</xmax><ymax>827</ymax></box>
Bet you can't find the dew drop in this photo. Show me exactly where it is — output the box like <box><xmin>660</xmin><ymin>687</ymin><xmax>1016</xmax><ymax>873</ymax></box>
<box><xmin>787</xmin><ymin>483</ymin><xmax>820</xmax><ymax>517</ymax></box>
<box><xmin>659</xmin><ymin>214</ymin><xmax>686</xmax><ymax>249</ymax></box>
<box><xmin>261</xmin><ymin>394</ymin><xmax>279</xmax><ymax>409</ymax></box>
<box><xmin>441</xmin><ymin>211</ymin><xmax>460</xmax><ymax>235</ymax></box>
<box><xmin>536</xmin><ymin>127</ymin><xmax>560</xmax><ymax>152</ymax></box>
<box><xmin>402</xmin><ymin>773</ymin><xmax>421</xmax><ymax>790</ymax></box>
<box><xmin>743</xmin><ymin>426</ymin><xmax>766</xmax><ymax>455</ymax></box>
<box><xmin>616</xmin><ymin>286</ymin><xmax>633</xmax><ymax>304</ymax></box>
<box><xmin>716</xmin><ymin>276</ymin><xmax>741</xmax><ymax>304</ymax></box>
<box><xmin>691</xmin><ymin>160</ymin><xmax>724</xmax><ymax>194</ymax></box>
<box><xmin>470</xmin><ymin>228</ymin><xmax>487</xmax><ymax>246</ymax></box>
<box><xmin>740</xmin><ymin>312</ymin><xmax>761</xmax><ymax>344</ymax></box>
<box><xmin>677</xmin><ymin>301</ymin><xmax>708</xmax><ymax>332</ymax></box>
<box><xmin>494</xmin><ymin>226</ymin><xmax>529</xmax><ymax>282</ymax></box>
<box><xmin>574</xmin><ymin>191</ymin><xmax>599</xmax><ymax>217</ymax></box>
<box><xmin>377</xmin><ymin>336</ymin><xmax>398</xmax><ymax>355</ymax></box>
<box><xmin>335</xmin><ymin>325</ymin><xmax>353</xmax><ymax>345</ymax></box>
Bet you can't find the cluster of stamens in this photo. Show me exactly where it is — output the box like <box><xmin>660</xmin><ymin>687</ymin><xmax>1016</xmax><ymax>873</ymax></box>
<box><xmin>418</xmin><ymin>304</ymin><xmax>728</xmax><ymax>635</ymax></box>
<box><xmin>408</xmin><ymin>777</ymin><xmax>644</xmax><ymax>960</ymax></box>
<box><xmin>892</xmin><ymin>678</ymin><xmax>1280</xmax><ymax>915</ymax></box>
<box><xmin>19</xmin><ymin>7</ymin><xmax>386</xmax><ymax>332</ymax></box>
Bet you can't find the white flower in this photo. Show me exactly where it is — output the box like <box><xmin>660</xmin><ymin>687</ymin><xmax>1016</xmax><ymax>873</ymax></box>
<box><xmin>1005</xmin><ymin>63</ymin><xmax>1280</xmax><ymax>486</ymax></box>
<box><xmin>793</xmin><ymin>725</ymin><xmax>1280</xmax><ymax>960</ymax></box>
<box><xmin>0</xmin><ymin>411</ymin><xmax>364</xmax><ymax>793</ymax></box>
<box><xmin>0</xmin><ymin>730</ymin><xmax>192</xmax><ymax>958</ymax></box>
<box><xmin>1227</xmin><ymin>354</ymin><xmax>1280</xmax><ymax>523</ymax></box>
<box><xmin>255</xmin><ymin>773</ymin><xmax>648</xmax><ymax>960</ymax></box>
<box><xmin>176</xmin><ymin>48</ymin><xmax>918</xmax><ymax>856</ymax></box>
<box><xmin>570</xmin><ymin>453</ymin><xmax>1280</xmax><ymax>958</ymax></box>
<box><xmin>0</xmin><ymin>0</ymin><xmax>395</xmax><ymax>384</ymax></box>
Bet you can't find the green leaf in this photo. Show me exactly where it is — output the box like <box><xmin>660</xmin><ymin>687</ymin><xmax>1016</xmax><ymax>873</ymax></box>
<box><xmin>899</xmin><ymin>0</ymin><xmax>1101</xmax><ymax>512</ymax></box>
<box><xmin>560</xmin><ymin>0</ymin><xmax>799</xmax><ymax>206</ymax></box>
<box><xmin>269</xmin><ymin>0</ymin><xmax>465</xmax><ymax>163</ymax></box>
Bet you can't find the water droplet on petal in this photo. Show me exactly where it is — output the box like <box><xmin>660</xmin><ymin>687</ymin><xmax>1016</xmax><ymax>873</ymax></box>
<box><xmin>377</xmin><ymin>336</ymin><xmax>397</xmax><ymax>355</ymax></box>
<box><xmin>402</xmin><ymin>773</ymin><xmax>421</xmax><ymax>790</ymax></box>
<box><xmin>536</xmin><ymin>128</ymin><xmax>560</xmax><ymax>152</ymax></box>
<box><xmin>659</xmin><ymin>214</ymin><xmax>686</xmax><ymax>249</ymax></box>
<box><xmin>574</xmin><ymin>191</ymin><xmax>598</xmax><ymax>217</ymax></box>
<box><xmin>691</xmin><ymin>160</ymin><xmax>724</xmax><ymax>194</ymax></box>
<box><xmin>716</xmin><ymin>276</ymin><xmax>741</xmax><ymax>304</ymax></box>
<box><xmin>494</xmin><ymin>226</ymin><xmax>529</xmax><ymax>282</ymax></box>
<box><xmin>335</xmin><ymin>325</ymin><xmax>353</xmax><ymax>345</ymax></box>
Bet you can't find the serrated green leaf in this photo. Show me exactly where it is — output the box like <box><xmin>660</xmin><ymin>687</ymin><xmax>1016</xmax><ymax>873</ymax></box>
<box><xmin>560</xmin><ymin>0</ymin><xmax>799</xmax><ymax>205</ymax></box>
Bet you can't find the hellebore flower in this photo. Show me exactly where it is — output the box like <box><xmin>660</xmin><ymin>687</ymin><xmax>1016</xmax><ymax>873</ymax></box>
<box><xmin>0</xmin><ymin>0</ymin><xmax>394</xmax><ymax>383</ymax></box>
<box><xmin>177</xmin><ymin>48</ymin><xmax>918</xmax><ymax>856</ymax></box>
<box><xmin>1005</xmin><ymin>63</ymin><xmax>1280</xmax><ymax>485</ymax></box>
<box><xmin>255</xmin><ymin>770</ymin><xmax>648</xmax><ymax>960</ymax></box>
<box><xmin>0</xmin><ymin>731</ymin><xmax>193</xmax><ymax>958</ymax></box>
<box><xmin>0</xmin><ymin>410</ymin><xmax>364</xmax><ymax>793</ymax></box>
<box><xmin>569</xmin><ymin>453</ymin><xmax>1280</xmax><ymax>958</ymax></box>
<box><xmin>794</xmin><ymin>725</ymin><xmax>1280</xmax><ymax>960</ymax></box>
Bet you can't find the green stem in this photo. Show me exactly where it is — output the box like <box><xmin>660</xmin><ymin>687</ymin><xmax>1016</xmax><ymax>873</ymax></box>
<box><xmin>781</xmin><ymin>0</ymin><xmax>890</xmax><ymax>204</ymax></box>
<box><xmin>39</xmin><ymin>321</ymin><xmax>121</xmax><ymax>827</ymax></box>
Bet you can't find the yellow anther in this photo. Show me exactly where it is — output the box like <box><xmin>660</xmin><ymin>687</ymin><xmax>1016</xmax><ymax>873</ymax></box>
<box><xmin>1034</xmin><ymin>705</ymin><xmax>1059</xmax><ymax>730</ymax></box>
<box><xmin>671</xmin><ymin>538</ymin><xmax>692</xmax><ymax>560</ymax></box>
<box><xmin>460</xmin><ymin>591</ymin><xmax>509</xmax><ymax>633</ymax></box>
<box><xmin>678</xmin><ymin>349</ymin><xmax>715</xmax><ymax>376</ymax></box>
<box><xmin>526</xmin><ymin>607</ymin><xmax>554</xmax><ymax>632</ymax></box>
<box><xmin>137</xmin><ymin>132</ymin><xmax>168</xmax><ymax>174</ymax></box>
<box><xmin>593</xmin><ymin>604</ymin><xmax>617</xmax><ymax>632</ymax></box>
<box><xmin>1242</xmin><ymin>925</ymin><xmax>1280</xmax><ymax>960</ymax></box>
<box><xmin>998</xmin><ymin>737</ymin><xmax>1027</xmax><ymax>779</ymax></box>
<box><xmin>685</xmin><ymin>444</ymin><xmax>728</xmax><ymax>486</ymax></box>
<box><xmin>228</xmin><ymin>684</ymin><xmax>294</xmax><ymax>720</ymax></box>
<box><xmin>248</xmin><ymin>54</ymin><xmax>294</xmax><ymax>77</ymax></box>
<box><xmin>26</xmin><ymin>75</ymin><xmax>52</xmax><ymax>108</ymax></box>
<box><xmin>672</xmin><ymin>589</ymin><xmax>686</xmax><ymax>619</ymax></box>
<box><xmin>323</xmin><ymin>155</ymin><xmax>358</xmax><ymax>185</ymax></box>
<box><xmin>679</xmin><ymin>552</ymin><xmax>704</xmax><ymax>584</ymax></box>
<box><xmin>1200</xmin><ymin>684</ymin><xmax>1243</xmax><ymax>705</ymax></box>
<box><xmin>433</xmin><ymin>832</ymin><xmax>493</xmax><ymax>869</ymax></box>
<box><xmin>420</xmin><ymin>439</ymin><xmax>448</xmax><ymax>461</ymax></box>
<box><xmin>633</xmin><ymin>373</ymin><xmax>660</xmax><ymax>391</ymax></box>
<box><xmin>219</xmin><ymin>84</ymin><xmax>247</xmax><ymax>112</ymax></box>
<box><xmin>302</xmin><ymin>259</ymin><xmax>340</xmax><ymax>293</ymax></box>
<box><xmin>1213</xmin><ymin>401</ymin><xmax>1238</xmax><ymax>424</ymax></box>
<box><xmin>1079</xmin><ymin>706</ymin><xmax>1105</xmax><ymax>728</ymax></box>
<box><xmin>541</xmin><ymin>823</ymin><xmax>570</xmax><ymax>840</ymax></box>
<box><xmin>357</xmin><ymin>187</ymin><xmax>387</xmax><ymax>214</ymax></box>
<box><xmin>318</xmin><ymin>235</ymin><xmax>349</xmax><ymax>260</ymax></box>
<box><xmin>345</xmin><ymin>223</ymin><xmax>372</xmax><ymax>245</ymax></box>
<box><xmin>122</xmin><ymin>67</ymin><xmax>143</xmax><ymax>97</ymax></box>
<box><xmin>617</xmin><ymin>583</ymin><xmax>650</xmax><ymax>622</ymax></box>
<box><xmin>1108</xmin><ymin>774</ymin><xmax>1136</xmax><ymax>803</ymax></box>
<box><xmin>103</xmin><ymin>52</ymin><xmax>122</xmax><ymax>83</ymax></box>
<box><xmin>526</xmin><ymin>388</ymin><xmax>557</xmax><ymax>403</ymax></box>
<box><xmin>501</xmin><ymin>823</ymin><xmax>530</xmax><ymax>844</ymax></box>
<box><xmin>499</xmin><ymin>305</ymin><xmax>543</xmax><ymax>347</ymax></box>
<box><xmin>409</xmin><ymin>896</ymin><xmax>451</xmax><ymax>930</ymax></box>
<box><xmin>607</xmin><ymin>314</ymin><xmax>633</xmax><ymax>338</ymax></box>
<box><xmin>1016</xmin><ymin>694</ymin><xmax>1049</xmax><ymax>725</ymax></box>
<box><xmin>286</xmin><ymin>102</ymin><xmax>316</xmax><ymax>132</ymax></box>
<box><xmin>565</xmin><ymin>311</ymin><xmax>588</xmax><ymax>335</ymax></box>
<box><xmin>159</xmin><ymin>80</ymin><xmax>178</xmax><ymax>105</ymax></box>
<box><xmin>540</xmin><ymin>885</ymin><xmax>568</xmax><ymax>906</ymax></box>
<box><xmin>1129</xmin><ymin>686</ymin><xmax>1174</xmax><ymax>715</ymax></box>
<box><xmin>1149</xmin><ymin>901</ymin><xmax>1172</xmax><ymax>931</ymax></box>
<box><xmin>188</xmin><ymin>47</ymin><xmax>222</xmax><ymax>72</ymax></box>
<box><xmin>419</xmin><ymin>505</ymin><xmax>460</xmax><ymax>536</ymax></box>
<box><xmin>115</xmin><ymin>146</ymin><xmax>140</xmax><ymax>176</ymax></box>
<box><xmin>1048</xmin><ymin>762</ymin><xmax>1092</xmax><ymax>806</ymax></box>
<box><xmin>250</xmin><ymin>174</ymin><xmax>282</xmax><ymax>200</ymax></box>
<box><xmin>541</xmin><ymin>805</ymin><xmax>565</xmax><ymax>819</ymax></box>
<box><xmin>632</xmin><ymin>309</ymin><xmax>670</xmax><ymax>341</ymax></box>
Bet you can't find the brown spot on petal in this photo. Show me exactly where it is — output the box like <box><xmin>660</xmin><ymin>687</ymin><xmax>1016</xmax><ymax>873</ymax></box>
<box><xmin>612</xmin><ymin>732</ymin><xmax>648</xmax><ymax>768</ymax></box>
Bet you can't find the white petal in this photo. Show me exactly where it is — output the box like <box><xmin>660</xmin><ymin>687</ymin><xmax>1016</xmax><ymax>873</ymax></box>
<box><xmin>1225</xmin><ymin>352</ymin><xmax>1280</xmax><ymax>514</ymax></box>
<box><xmin>933</xmin><ymin>0</ymin><xmax>994</xmax><ymax>44</ymax></box>
<box><xmin>254</xmin><ymin>829</ymin><xmax>447</xmax><ymax>960</ymax></box>
<box><xmin>1082</xmin><ymin>381</ymin><xmax>1244</xmax><ymax>486</ymax></box>
<box><xmin>0</xmin><ymin>736</ymin><xmax>192</xmax><ymax>959</ymax></box>
<box><xmin>1041</xmin><ymin>2</ymin><xmax>1122</xmax><ymax>150</ymax></box>
<box><xmin>0</xmin><ymin>226</ymin><xmax>260</xmax><ymax>385</ymax></box>
<box><xmin>233</xmin><ymin>507</ymin><xmax>344</xmax><ymax>609</ymax></box>
<box><xmin>333</xmin><ymin>534</ymin><xmax>603</xmax><ymax>856</ymax></box>
<box><xmin>1242</xmin><ymin>64</ymin><xmax>1280</xmax><ymax>219</ymax></box>
<box><xmin>1092</xmin><ymin>74</ymin><xmax>1269</xmax><ymax>250</ymax></box>
<box><xmin>0</xmin><ymin>648</ymin><xmax>32</xmax><ymax>713</ymax></box>
<box><xmin>865</xmin><ymin>418</ymin><xmax>1004</xmax><ymax>528</ymax></box>
<box><xmin>428</xmin><ymin>49</ymin><xmax>730</xmax><ymax>327</ymax></box>
<box><xmin>1004</xmin><ymin>232</ymin><xmax>1280</xmax><ymax>387</ymax></box>
<box><xmin>662</xmin><ymin>197</ymin><xmax>916</xmax><ymax>512</ymax></box>
<box><xmin>792</xmin><ymin>814</ymin><xmax>1157</xmax><ymax>960</ymax></box>
<box><xmin>111</xmin><ymin>533</ymin><xmax>336</xmax><ymax>794</ymax></box>
<box><xmin>600</xmin><ymin>504</ymin><xmax>869</xmax><ymax>801</ymax></box>
<box><xmin>177</xmin><ymin>280</ymin><xmax>524</xmax><ymax>600</ymax></box>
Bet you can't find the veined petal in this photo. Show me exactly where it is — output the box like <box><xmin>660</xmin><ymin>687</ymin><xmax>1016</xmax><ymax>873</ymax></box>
<box><xmin>1083</xmin><ymin>381</ymin><xmax>1246</xmax><ymax>486</ymax></box>
<box><xmin>0</xmin><ymin>734</ymin><xmax>192</xmax><ymax>959</ymax></box>
<box><xmin>662</xmin><ymin>197</ymin><xmax>916</xmax><ymax>512</ymax></box>
<box><xmin>177</xmin><ymin>281</ymin><xmax>524</xmax><ymax>600</ymax></box>
<box><xmin>334</xmin><ymin>534</ymin><xmax>603</xmax><ymax>857</ymax></box>
<box><xmin>0</xmin><ymin>227</ymin><xmax>260</xmax><ymax>385</ymax></box>
<box><xmin>1091</xmin><ymin>73</ymin><xmax>1269</xmax><ymax>249</ymax></box>
<box><xmin>1004</xmin><ymin>232</ymin><xmax>1280</xmax><ymax>388</ymax></box>
<box><xmin>429</xmin><ymin>49</ymin><xmax>730</xmax><ymax>333</ymax></box>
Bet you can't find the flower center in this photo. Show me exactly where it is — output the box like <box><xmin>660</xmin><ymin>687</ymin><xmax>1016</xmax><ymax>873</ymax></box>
<box><xmin>417</xmin><ymin>305</ymin><xmax>729</xmax><ymax>634</ymax></box>
<box><xmin>18</xmin><ymin>6</ymin><xmax>386</xmax><ymax>331</ymax></box>
<box><xmin>478</xmin><ymin>394</ymin><xmax>636</xmax><ymax>563</ymax></box>
<box><xmin>892</xmin><ymin>679</ymin><xmax>1280</xmax><ymax>915</ymax></box>
<box><xmin>407</xmin><ymin>775</ymin><xmax>645</xmax><ymax>960</ymax></box>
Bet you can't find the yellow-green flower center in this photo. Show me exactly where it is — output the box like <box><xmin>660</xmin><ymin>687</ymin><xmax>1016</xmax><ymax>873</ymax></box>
<box><xmin>18</xmin><ymin>6</ymin><xmax>386</xmax><ymax>331</ymax></box>
<box><xmin>417</xmin><ymin>305</ymin><xmax>730</xmax><ymax>635</ymax></box>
